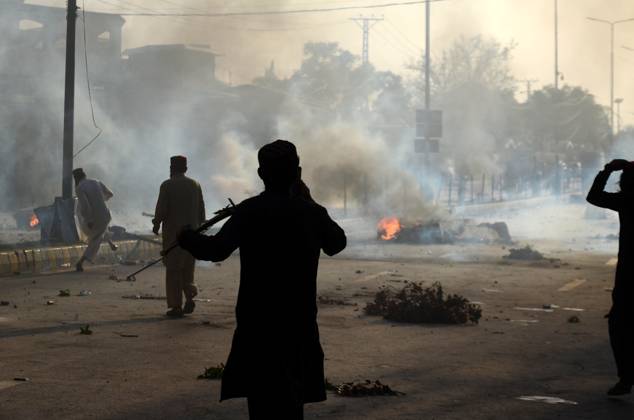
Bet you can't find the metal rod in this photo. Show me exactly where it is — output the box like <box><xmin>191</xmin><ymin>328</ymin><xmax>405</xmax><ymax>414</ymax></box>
<box><xmin>125</xmin><ymin>201</ymin><xmax>235</xmax><ymax>281</ymax></box>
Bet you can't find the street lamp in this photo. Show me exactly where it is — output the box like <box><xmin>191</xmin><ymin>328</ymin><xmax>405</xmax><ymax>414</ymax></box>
<box><xmin>586</xmin><ymin>16</ymin><xmax>634</xmax><ymax>141</ymax></box>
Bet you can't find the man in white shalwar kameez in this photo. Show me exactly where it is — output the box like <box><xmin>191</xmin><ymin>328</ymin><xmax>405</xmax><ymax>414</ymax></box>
<box><xmin>73</xmin><ymin>168</ymin><xmax>115</xmax><ymax>272</ymax></box>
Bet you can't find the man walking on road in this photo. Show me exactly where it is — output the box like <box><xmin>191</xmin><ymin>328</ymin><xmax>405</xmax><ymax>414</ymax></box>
<box><xmin>74</xmin><ymin>168</ymin><xmax>116</xmax><ymax>272</ymax></box>
<box><xmin>178</xmin><ymin>140</ymin><xmax>347</xmax><ymax>419</ymax></box>
<box><xmin>153</xmin><ymin>156</ymin><xmax>205</xmax><ymax>318</ymax></box>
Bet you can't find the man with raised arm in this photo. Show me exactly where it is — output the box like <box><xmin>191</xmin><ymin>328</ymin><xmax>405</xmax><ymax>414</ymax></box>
<box><xmin>587</xmin><ymin>159</ymin><xmax>634</xmax><ymax>396</ymax></box>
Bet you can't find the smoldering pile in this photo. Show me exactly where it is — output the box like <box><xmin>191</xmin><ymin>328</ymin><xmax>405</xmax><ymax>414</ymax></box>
<box><xmin>377</xmin><ymin>216</ymin><xmax>512</xmax><ymax>245</ymax></box>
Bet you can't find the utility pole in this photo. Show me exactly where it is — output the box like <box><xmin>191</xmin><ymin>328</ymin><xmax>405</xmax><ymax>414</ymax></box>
<box><xmin>554</xmin><ymin>0</ymin><xmax>559</xmax><ymax>89</ymax></box>
<box><xmin>350</xmin><ymin>15</ymin><xmax>383</xmax><ymax>65</ymax></box>
<box><xmin>518</xmin><ymin>79</ymin><xmax>539</xmax><ymax>101</ymax></box>
<box><xmin>62</xmin><ymin>0</ymin><xmax>78</xmax><ymax>200</ymax></box>
<box><xmin>425</xmin><ymin>0</ymin><xmax>430</xmax><ymax>110</ymax></box>
<box><xmin>587</xmin><ymin>16</ymin><xmax>634</xmax><ymax>142</ymax></box>
<box><xmin>615</xmin><ymin>98</ymin><xmax>624</xmax><ymax>134</ymax></box>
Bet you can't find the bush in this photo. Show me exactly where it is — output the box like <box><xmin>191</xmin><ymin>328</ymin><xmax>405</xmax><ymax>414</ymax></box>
<box><xmin>364</xmin><ymin>282</ymin><xmax>481</xmax><ymax>324</ymax></box>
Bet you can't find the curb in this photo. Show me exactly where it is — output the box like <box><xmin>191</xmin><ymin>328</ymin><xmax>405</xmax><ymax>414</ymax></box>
<box><xmin>0</xmin><ymin>240</ymin><xmax>161</xmax><ymax>276</ymax></box>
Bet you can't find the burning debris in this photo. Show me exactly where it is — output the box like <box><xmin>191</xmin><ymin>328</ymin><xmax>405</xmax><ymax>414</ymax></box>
<box><xmin>365</xmin><ymin>282</ymin><xmax>482</xmax><ymax>324</ymax></box>
<box><xmin>12</xmin><ymin>209</ymin><xmax>40</xmax><ymax>230</ymax></box>
<box><xmin>377</xmin><ymin>217</ymin><xmax>511</xmax><ymax>245</ymax></box>
<box><xmin>377</xmin><ymin>217</ymin><xmax>401</xmax><ymax>240</ymax></box>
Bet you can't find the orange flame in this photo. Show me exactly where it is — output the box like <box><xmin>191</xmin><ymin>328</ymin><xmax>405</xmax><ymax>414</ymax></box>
<box><xmin>377</xmin><ymin>217</ymin><xmax>401</xmax><ymax>241</ymax></box>
<box><xmin>29</xmin><ymin>214</ymin><xmax>39</xmax><ymax>228</ymax></box>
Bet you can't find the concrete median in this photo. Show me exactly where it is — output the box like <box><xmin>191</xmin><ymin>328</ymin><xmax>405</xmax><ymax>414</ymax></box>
<box><xmin>0</xmin><ymin>240</ymin><xmax>161</xmax><ymax>276</ymax></box>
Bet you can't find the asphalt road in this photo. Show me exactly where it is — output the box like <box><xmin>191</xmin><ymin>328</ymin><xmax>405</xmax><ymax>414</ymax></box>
<box><xmin>0</xmin><ymin>243</ymin><xmax>632</xmax><ymax>419</ymax></box>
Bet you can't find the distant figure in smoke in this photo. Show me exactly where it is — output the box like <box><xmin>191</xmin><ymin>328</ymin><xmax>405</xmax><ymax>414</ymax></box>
<box><xmin>153</xmin><ymin>156</ymin><xmax>205</xmax><ymax>318</ymax></box>
<box><xmin>178</xmin><ymin>140</ymin><xmax>347</xmax><ymax>419</ymax></box>
<box><xmin>587</xmin><ymin>159</ymin><xmax>634</xmax><ymax>396</ymax></box>
<box><xmin>74</xmin><ymin>168</ymin><xmax>116</xmax><ymax>272</ymax></box>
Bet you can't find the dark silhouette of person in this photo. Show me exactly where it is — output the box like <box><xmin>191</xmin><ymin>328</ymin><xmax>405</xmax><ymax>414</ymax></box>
<box><xmin>587</xmin><ymin>159</ymin><xmax>634</xmax><ymax>396</ymax></box>
<box><xmin>178</xmin><ymin>140</ymin><xmax>347</xmax><ymax>419</ymax></box>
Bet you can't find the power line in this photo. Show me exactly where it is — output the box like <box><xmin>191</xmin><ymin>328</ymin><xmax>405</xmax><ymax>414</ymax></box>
<box><xmin>376</xmin><ymin>23</ymin><xmax>421</xmax><ymax>58</ymax></box>
<box><xmin>385</xmin><ymin>19</ymin><xmax>422</xmax><ymax>53</ymax></box>
<box><xmin>96</xmin><ymin>0</ymin><xmax>453</xmax><ymax>17</ymax></box>
<box><xmin>74</xmin><ymin>0</ymin><xmax>103</xmax><ymax>158</ymax></box>
<box><xmin>350</xmin><ymin>16</ymin><xmax>383</xmax><ymax>64</ymax></box>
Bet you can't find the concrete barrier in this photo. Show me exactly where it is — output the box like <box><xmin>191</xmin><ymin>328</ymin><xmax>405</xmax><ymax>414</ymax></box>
<box><xmin>0</xmin><ymin>240</ymin><xmax>161</xmax><ymax>277</ymax></box>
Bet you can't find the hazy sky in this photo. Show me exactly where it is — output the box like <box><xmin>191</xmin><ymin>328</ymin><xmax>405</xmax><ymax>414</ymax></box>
<box><xmin>32</xmin><ymin>0</ymin><xmax>634</xmax><ymax>125</ymax></box>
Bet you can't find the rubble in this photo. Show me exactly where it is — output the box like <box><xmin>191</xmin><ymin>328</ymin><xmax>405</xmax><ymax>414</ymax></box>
<box><xmin>365</xmin><ymin>282</ymin><xmax>482</xmax><ymax>324</ymax></box>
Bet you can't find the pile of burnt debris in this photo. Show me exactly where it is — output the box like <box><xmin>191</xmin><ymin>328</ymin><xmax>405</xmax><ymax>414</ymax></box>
<box><xmin>504</xmin><ymin>245</ymin><xmax>545</xmax><ymax>261</ymax></box>
<box><xmin>365</xmin><ymin>282</ymin><xmax>482</xmax><ymax>325</ymax></box>
<box><xmin>377</xmin><ymin>217</ymin><xmax>512</xmax><ymax>245</ymax></box>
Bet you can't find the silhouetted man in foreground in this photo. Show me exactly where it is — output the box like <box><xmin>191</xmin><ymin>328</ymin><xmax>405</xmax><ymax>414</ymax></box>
<box><xmin>153</xmin><ymin>156</ymin><xmax>205</xmax><ymax>318</ymax></box>
<box><xmin>179</xmin><ymin>140</ymin><xmax>347</xmax><ymax>419</ymax></box>
<box><xmin>587</xmin><ymin>159</ymin><xmax>634</xmax><ymax>396</ymax></box>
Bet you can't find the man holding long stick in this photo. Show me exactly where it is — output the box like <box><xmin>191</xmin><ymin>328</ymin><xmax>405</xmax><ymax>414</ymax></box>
<box><xmin>153</xmin><ymin>156</ymin><xmax>205</xmax><ymax>318</ymax></box>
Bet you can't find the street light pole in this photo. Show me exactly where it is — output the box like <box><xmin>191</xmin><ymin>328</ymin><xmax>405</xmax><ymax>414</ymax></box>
<box><xmin>587</xmin><ymin>16</ymin><xmax>634</xmax><ymax>142</ymax></box>
<box><xmin>554</xmin><ymin>0</ymin><xmax>559</xmax><ymax>89</ymax></box>
<box><xmin>425</xmin><ymin>0</ymin><xmax>430</xmax><ymax>110</ymax></box>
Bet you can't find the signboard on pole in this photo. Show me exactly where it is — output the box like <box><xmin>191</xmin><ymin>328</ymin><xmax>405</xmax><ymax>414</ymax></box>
<box><xmin>414</xmin><ymin>109</ymin><xmax>442</xmax><ymax>153</ymax></box>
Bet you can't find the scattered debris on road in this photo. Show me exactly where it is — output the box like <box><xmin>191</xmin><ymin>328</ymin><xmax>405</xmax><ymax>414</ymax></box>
<box><xmin>80</xmin><ymin>325</ymin><xmax>93</xmax><ymax>335</ymax></box>
<box><xmin>197</xmin><ymin>364</ymin><xmax>224</xmax><ymax>380</ymax></box>
<box><xmin>121</xmin><ymin>294</ymin><xmax>166</xmax><ymax>300</ymax></box>
<box><xmin>318</xmin><ymin>296</ymin><xmax>356</xmax><ymax>306</ymax></box>
<box><xmin>517</xmin><ymin>396</ymin><xmax>578</xmax><ymax>405</ymax></box>
<box><xmin>504</xmin><ymin>246</ymin><xmax>545</xmax><ymax>261</ymax></box>
<box><xmin>365</xmin><ymin>282</ymin><xmax>482</xmax><ymax>324</ymax></box>
<box><xmin>326</xmin><ymin>379</ymin><xmax>404</xmax><ymax>397</ymax></box>
<box><xmin>514</xmin><ymin>307</ymin><xmax>554</xmax><ymax>313</ymax></box>
<box><xmin>108</xmin><ymin>272</ymin><xmax>124</xmax><ymax>282</ymax></box>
